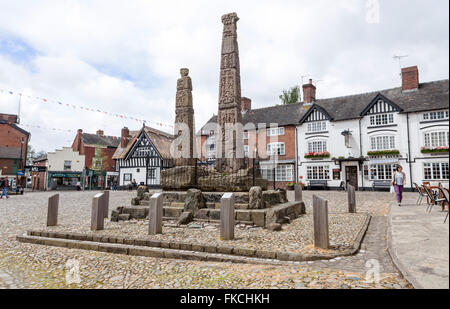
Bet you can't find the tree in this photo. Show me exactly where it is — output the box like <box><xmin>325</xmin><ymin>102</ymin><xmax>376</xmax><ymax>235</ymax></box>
<box><xmin>90</xmin><ymin>145</ymin><xmax>109</xmax><ymax>171</ymax></box>
<box><xmin>279</xmin><ymin>85</ymin><xmax>301</xmax><ymax>105</ymax></box>
<box><xmin>26</xmin><ymin>145</ymin><xmax>47</xmax><ymax>165</ymax></box>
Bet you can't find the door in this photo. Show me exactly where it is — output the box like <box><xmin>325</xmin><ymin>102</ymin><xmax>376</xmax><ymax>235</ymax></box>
<box><xmin>345</xmin><ymin>166</ymin><xmax>358</xmax><ymax>190</ymax></box>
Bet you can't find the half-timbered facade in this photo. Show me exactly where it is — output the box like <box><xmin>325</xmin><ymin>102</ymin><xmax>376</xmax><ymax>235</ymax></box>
<box><xmin>297</xmin><ymin>66</ymin><xmax>449</xmax><ymax>191</ymax></box>
<box><xmin>113</xmin><ymin>126</ymin><xmax>174</xmax><ymax>188</ymax></box>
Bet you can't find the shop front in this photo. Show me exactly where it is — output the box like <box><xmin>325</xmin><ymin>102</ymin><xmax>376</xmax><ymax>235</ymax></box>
<box><xmin>47</xmin><ymin>171</ymin><xmax>83</xmax><ymax>190</ymax></box>
<box><xmin>106</xmin><ymin>171</ymin><xmax>119</xmax><ymax>189</ymax></box>
<box><xmin>84</xmin><ymin>169</ymin><xmax>106</xmax><ymax>190</ymax></box>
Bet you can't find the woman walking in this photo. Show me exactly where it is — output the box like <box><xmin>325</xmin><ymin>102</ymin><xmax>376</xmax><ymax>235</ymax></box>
<box><xmin>392</xmin><ymin>165</ymin><xmax>407</xmax><ymax>206</ymax></box>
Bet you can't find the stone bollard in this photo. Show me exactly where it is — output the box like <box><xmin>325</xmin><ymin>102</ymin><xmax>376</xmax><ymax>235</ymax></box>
<box><xmin>220</xmin><ymin>193</ymin><xmax>235</xmax><ymax>240</ymax></box>
<box><xmin>91</xmin><ymin>193</ymin><xmax>105</xmax><ymax>231</ymax></box>
<box><xmin>47</xmin><ymin>194</ymin><xmax>59</xmax><ymax>227</ymax></box>
<box><xmin>103</xmin><ymin>190</ymin><xmax>110</xmax><ymax>218</ymax></box>
<box><xmin>294</xmin><ymin>185</ymin><xmax>303</xmax><ymax>202</ymax></box>
<box><xmin>148</xmin><ymin>193</ymin><xmax>163</xmax><ymax>235</ymax></box>
<box><xmin>312</xmin><ymin>195</ymin><xmax>329</xmax><ymax>249</ymax></box>
<box><xmin>347</xmin><ymin>184</ymin><xmax>356</xmax><ymax>213</ymax></box>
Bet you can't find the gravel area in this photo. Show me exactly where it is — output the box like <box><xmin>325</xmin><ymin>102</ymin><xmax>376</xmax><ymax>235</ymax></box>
<box><xmin>0</xmin><ymin>190</ymin><xmax>412</xmax><ymax>289</ymax></box>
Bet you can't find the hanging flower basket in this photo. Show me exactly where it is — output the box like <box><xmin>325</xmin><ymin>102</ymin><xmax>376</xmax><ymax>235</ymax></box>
<box><xmin>304</xmin><ymin>151</ymin><xmax>330</xmax><ymax>159</ymax></box>
<box><xmin>421</xmin><ymin>146</ymin><xmax>449</xmax><ymax>154</ymax></box>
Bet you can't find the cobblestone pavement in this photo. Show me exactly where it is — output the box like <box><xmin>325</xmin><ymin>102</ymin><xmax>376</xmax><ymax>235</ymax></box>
<box><xmin>0</xmin><ymin>190</ymin><xmax>412</xmax><ymax>289</ymax></box>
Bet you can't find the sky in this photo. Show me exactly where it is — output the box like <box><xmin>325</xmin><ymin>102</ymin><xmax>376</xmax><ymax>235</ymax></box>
<box><xmin>0</xmin><ymin>0</ymin><xmax>449</xmax><ymax>153</ymax></box>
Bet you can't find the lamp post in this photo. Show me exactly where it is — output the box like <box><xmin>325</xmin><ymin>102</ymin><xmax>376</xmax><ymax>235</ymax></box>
<box><xmin>18</xmin><ymin>137</ymin><xmax>25</xmax><ymax>189</ymax></box>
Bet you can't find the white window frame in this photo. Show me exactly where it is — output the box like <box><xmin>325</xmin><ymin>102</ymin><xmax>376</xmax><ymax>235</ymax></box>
<box><xmin>267</xmin><ymin>142</ymin><xmax>286</xmax><ymax>156</ymax></box>
<box><xmin>260</xmin><ymin>164</ymin><xmax>294</xmax><ymax>182</ymax></box>
<box><xmin>307</xmin><ymin>121</ymin><xmax>327</xmax><ymax>133</ymax></box>
<box><xmin>267</xmin><ymin>127</ymin><xmax>285</xmax><ymax>137</ymax></box>
<box><xmin>423</xmin><ymin>110</ymin><xmax>449</xmax><ymax>121</ymax></box>
<box><xmin>243</xmin><ymin>131</ymin><xmax>249</xmax><ymax>140</ymax></box>
<box><xmin>63</xmin><ymin>160</ymin><xmax>72</xmax><ymax>171</ymax></box>
<box><xmin>306</xmin><ymin>165</ymin><xmax>331</xmax><ymax>180</ymax></box>
<box><xmin>369</xmin><ymin>113</ymin><xmax>395</xmax><ymax>126</ymax></box>
<box><xmin>370</xmin><ymin>135</ymin><xmax>396</xmax><ymax>150</ymax></box>
<box><xmin>423</xmin><ymin>131</ymin><xmax>449</xmax><ymax>148</ymax></box>
<box><xmin>243</xmin><ymin>145</ymin><xmax>249</xmax><ymax>158</ymax></box>
<box><xmin>307</xmin><ymin>140</ymin><xmax>327</xmax><ymax>153</ymax></box>
<box><xmin>369</xmin><ymin>164</ymin><xmax>395</xmax><ymax>180</ymax></box>
<box><xmin>423</xmin><ymin>162</ymin><xmax>449</xmax><ymax>180</ymax></box>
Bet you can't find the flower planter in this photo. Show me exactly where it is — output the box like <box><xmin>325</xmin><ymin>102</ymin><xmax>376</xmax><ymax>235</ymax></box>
<box><xmin>286</xmin><ymin>186</ymin><xmax>295</xmax><ymax>191</ymax></box>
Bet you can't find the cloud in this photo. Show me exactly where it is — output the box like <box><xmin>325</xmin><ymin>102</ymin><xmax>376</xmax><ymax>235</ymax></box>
<box><xmin>0</xmin><ymin>0</ymin><xmax>448</xmax><ymax>153</ymax></box>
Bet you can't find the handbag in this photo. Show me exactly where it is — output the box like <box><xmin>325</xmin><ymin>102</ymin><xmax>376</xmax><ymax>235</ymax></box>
<box><xmin>390</xmin><ymin>184</ymin><xmax>395</xmax><ymax>194</ymax></box>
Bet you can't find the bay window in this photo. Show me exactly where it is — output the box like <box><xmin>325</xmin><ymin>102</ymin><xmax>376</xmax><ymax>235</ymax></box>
<box><xmin>370</xmin><ymin>164</ymin><xmax>395</xmax><ymax>180</ymax></box>
<box><xmin>307</xmin><ymin>140</ymin><xmax>327</xmax><ymax>153</ymax></box>
<box><xmin>370</xmin><ymin>135</ymin><xmax>395</xmax><ymax>150</ymax></box>
<box><xmin>260</xmin><ymin>165</ymin><xmax>294</xmax><ymax>181</ymax></box>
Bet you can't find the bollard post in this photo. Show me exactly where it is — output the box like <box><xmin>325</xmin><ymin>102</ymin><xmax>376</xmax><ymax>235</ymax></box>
<box><xmin>91</xmin><ymin>193</ymin><xmax>105</xmax><ymax>231</ymax></box>
<box><xmin>220</xmin><ymin>193</ymin><xmax>235</xmax><ymax>240</ymax></box>
<box><xmin>47</xmin><ymin>194</ymin><xmax>59</xmax><ymax>226</ymax></box>
<box><xmin>313</xmin><ymin>195</ymin><xmax>329</xmax><ymax>249</ymax></box>
<box><xmin>148</xmin><ymin>193</ymin><xmax>163</xmax><ymax>235</ymax></box>
<box><xmin>103</xmin><ymin>190</ymin><xmax>110</xmax><ymax>218</ymax></box>
<box><xmin>295</xmin><ymin>185</ymin><xmax>303</xmax><ymax>202</ymax></box>
<box><xmin>348</xmin><ymin>184</ymin><xmax>356</xmax><ymax>213</ymax></box>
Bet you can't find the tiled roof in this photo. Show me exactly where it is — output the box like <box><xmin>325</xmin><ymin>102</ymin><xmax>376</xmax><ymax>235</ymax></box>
<box><xmin>112</xmin><ymin>126</ymin><xmax>175</xmax><ymax>160</ymax></box>
<box><xmin>200</xmin><ymin>79</ymin><xmax>449</xmax><ymax>132</ymax></box>
<box><xmin>81</xmin><ymin>133</ymin><xmax>121</xmax><ymax>148</ymax></box>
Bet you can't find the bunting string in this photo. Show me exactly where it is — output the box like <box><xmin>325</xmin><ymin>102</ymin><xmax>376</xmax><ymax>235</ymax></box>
<box><xmin>0</xmin><ymin>87</ymin><xmax>174</xmax><ymax>129</ymax></box>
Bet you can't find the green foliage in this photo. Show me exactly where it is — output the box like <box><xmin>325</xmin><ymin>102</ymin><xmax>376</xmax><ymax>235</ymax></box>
<box><xmin>279</xmin><ymin>85</ymin><xmax>300</xmax><ymax>105</ymax></box>
<box><xmin>367</xmin><ymin>150</ymin><xmax>400</xmax><ymax>156</ymax></box>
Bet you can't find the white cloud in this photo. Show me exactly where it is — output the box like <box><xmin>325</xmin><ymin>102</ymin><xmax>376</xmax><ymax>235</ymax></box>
<box><xmin>0</xmin><ymin>0</ymin><xmax>448</xmax><ymax>152</ymax></box>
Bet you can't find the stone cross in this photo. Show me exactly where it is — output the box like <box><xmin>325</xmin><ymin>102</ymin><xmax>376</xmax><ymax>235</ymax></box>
<box><xmin>216</xmin><ymin>12</ymin><xmax>245</xmax><ymax>173</ymax></box>
<box><xmin>47</xmin><ymin>194</ymin><xmax>59</xmax><ymax>227</ymax></box>
<box><xmin>220</xmin><ymin>193</ymin><xmax>235</xmax><ymax>240</ymax></box>
<box><xmin>91</xmin><ymin>193</ymin><xmax>105</xmax><ymax>231</ymax></box>
<box><xmin>312</xmin><ymin>195</ymin><xmax>329</xmax><ymax>249</ymax></box>
<box><xmin>149</xmin><ymin>193</ymin><xmax>163</xmax><ymax>235</ymax></box>
<box><xmin>174</xmin><ymin>68</ymin><xmax>195</xmax><ymax>167</ymax></box>
<box><xmin>103</xmin><ymin>190</ymin><xmax>110</xmax><ymax>218</ymax></box>
<box><xmin>347</xmin><ymin>184</ymin><xmax>356</xmax><ymax>213</ymax></box>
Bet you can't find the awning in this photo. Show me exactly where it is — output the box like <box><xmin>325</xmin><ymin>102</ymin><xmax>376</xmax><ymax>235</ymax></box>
<box><xmin>369</xmin><ymin>158</ymin><xmax>399</xmax><ymax>164</ymax></box>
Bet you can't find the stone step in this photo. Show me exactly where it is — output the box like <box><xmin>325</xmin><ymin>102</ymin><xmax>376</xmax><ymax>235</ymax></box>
<box><xmin>163</xmin><ymin>206</ymin><xmax>184</xmax><ymax>218</ymax></box>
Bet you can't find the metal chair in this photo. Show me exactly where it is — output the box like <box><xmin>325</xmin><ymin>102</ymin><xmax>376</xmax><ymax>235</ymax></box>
<box><xmin>438</xmin><ymin>187</ymin><xmax>449</xmax><ymax>223</ymax></box>
<box><xmin>423</xmin><ymin>185</ymin><xmax>446</xmax><ymax>213</ymax></box>
<box><xmin>413</xmin><ymin>182</ymin><xmax>427</xmax><ymax>205</ymax></box>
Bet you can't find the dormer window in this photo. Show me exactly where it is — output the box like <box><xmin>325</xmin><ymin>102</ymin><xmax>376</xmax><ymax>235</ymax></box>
<box><xmin>369</xmin><ymin>113</ymin><xmax>394</xmax><ymax>126</ymax></box>
<box><xmin>307</xmin><ymin>121</ymin><xmax>327</xmax><ymax>133</ymax></box>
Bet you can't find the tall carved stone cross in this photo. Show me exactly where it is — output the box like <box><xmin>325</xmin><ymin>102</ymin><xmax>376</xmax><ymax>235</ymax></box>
<box><xmin>217</xmin><ymin>12</ymin><xmax>244</xmax><ymax>173</ymax></box>
<box><xmin>174</xmin><ymin>68</ymin><xmax>195</xmax><ymax>166</ymax></box>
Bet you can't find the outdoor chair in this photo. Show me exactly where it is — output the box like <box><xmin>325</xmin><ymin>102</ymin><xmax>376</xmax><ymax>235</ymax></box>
<box><xmin>438</xmin><ymin>186</ymin><xmax>449</xmax><ymax>223</ymax></box>
<box><xmin>413</xmin><ymin>182</ymin><xmax>427</xmax><ymax>205</ymax></box>
<box><xmin>423</xmin><ymin>185</ymin><xmax>446</xmax><ymax>213</ymax></box>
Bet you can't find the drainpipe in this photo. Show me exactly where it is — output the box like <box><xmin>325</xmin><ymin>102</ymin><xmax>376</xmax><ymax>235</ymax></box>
<box><xmin>406</xmin><ymin>113</ymin><xmax>413</xmax><ymax>190</ymax></box>
<box><xmin>359</xmin><ymin>118</ymin><xmax>364</xmax><ymax>191</ymax></box>
<box><xmin>295</xmin><ymin>126</ymin><xmax>298</xmax><ymax>183</ymax></box>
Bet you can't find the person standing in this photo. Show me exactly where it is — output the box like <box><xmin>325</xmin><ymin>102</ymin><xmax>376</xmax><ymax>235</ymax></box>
<box><xmin>391</xmin><ymin>165</ymin><xmax>406</xmax><ymax>206</ymax></box>
<box><xmin>0</xmin><ymin>177</ymin><xmax>9</xmax><ymax>199</ymax></box>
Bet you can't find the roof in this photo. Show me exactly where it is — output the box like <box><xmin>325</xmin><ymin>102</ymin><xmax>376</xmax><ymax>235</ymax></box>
<box><xmin>0</xmin><ymin>121</ymin><xmax>30</xmax><ymax>137</ymax></box>
<box><xmin>313</xmin><ymin>79</ymin><xmax>449</xmax><ymax>121</ymax></box>
<box><xmin>81</xmin><ymin>133</ymin><xmax>121</xmax><ymax>148</ymax></box>
<box><xmin>0</xmin><ymin>147</ymin><xmax>21</xmax><ymax>159</ymax></box>
<box><xmin>200</xmin><ymin>79</ymin><xmax>449</xmax><ymax>132</ymax></box>
<box><xmin>112</xmin><ymin>126</ymin><xmax>175</xmax><ymax>160</ymax></box>
<box><xmin>33</xmin><ymin>154</ymin><xmax>48</xmax><ymax>162</ymax></box>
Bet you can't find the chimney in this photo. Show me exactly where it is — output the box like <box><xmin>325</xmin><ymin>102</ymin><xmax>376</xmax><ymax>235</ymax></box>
<box><xmin>121</xmin><ymin>127</ymin><xmax>130</xmax><ymax>148</ymax></box>
<box><xmin>96</xmin><ymin>129</ymin><xmax>104</xmax><ymax>137</ymax></box>
<box><xmin>72</xmin><ymin>129</ymin><xmax>83</xmax><ymax>153</ymax></box>
<box><xmin>241</xmin><ymin>97</ymin><xmax>252</xmax><ymax>113</ymax></box>
<box><xmin>303</xmin><ymin>79</ymin><xmax>316</xmax><ymax>104</ymax></box>
<box><xmin>401</xmin><ymin>66</ymin><xmax>419</xmax><ymax>91</ymax></box>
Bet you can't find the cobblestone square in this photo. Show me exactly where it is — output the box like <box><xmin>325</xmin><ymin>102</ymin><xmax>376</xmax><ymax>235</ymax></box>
<box><xmin>0</xmin><ymin>190</ymin><xmax>412</xmax><ymax>289</ymax></box>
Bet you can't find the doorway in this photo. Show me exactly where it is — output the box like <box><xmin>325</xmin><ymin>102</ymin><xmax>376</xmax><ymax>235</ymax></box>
<box><xmin>345</xmin><ymin>166</ymin><xmax>358</xmax><ymax>190</ymax></box>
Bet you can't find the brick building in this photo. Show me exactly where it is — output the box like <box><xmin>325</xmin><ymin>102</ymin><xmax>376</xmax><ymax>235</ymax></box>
<box><xmin>0</xmin><ymin>113</ymin><xmax>30</xmax><ymax>188</ymax></box>
<box><xmin>199</xmin><ymin>97</ymin><xmax>302</xmax><ymax>189</ymax></box>
<box><xmin>71</xmin><ymin>129</ymin><xmax>121</xmax><ymax>189</ymax></box>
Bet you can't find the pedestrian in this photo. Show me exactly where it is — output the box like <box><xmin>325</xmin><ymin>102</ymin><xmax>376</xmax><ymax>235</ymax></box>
<box><xmin>391</xmin><ymin>165</ymin><xmax>406</xmax><ymax>206</ymax></box>
<box><xmin>0</xmin><ymin>177</ymin><xmax>9</xmax><ymax>199</ymax></box>
<box><xmin>131</xmin><ymin>179</ymin><xmax>137</xmax><ymax>190</ymax></box>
